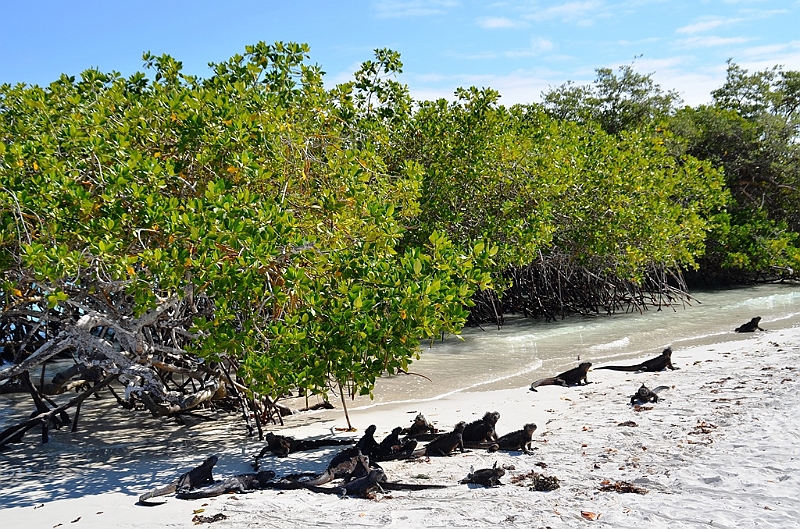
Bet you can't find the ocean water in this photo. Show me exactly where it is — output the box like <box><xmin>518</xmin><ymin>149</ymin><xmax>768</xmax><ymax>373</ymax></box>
<box><xmin>356</xmin><ymin>283</ymin><xmax>800</xmax><ymax>408</ymax></box>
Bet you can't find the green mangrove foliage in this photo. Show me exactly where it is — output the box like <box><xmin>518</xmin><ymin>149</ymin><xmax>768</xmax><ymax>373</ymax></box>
<box><xmin>0</xmin><ymin>42</ymin><xmax>790</xmax><ymax>442</ymax></box>
<box><xmin>0</xmin><ymin>42</ymin><xmax>492</xmax><ymax>436</ymax></box>
<box><xmin>541</xmin><ymin>63</ymin><xmax>681</xmax><ymax>136</ymax></box>
<box><xmin>540</xmin><ymin>60</ymin><xmax>800</xmax><ymax>281</ymax></box>
<box><xmin>401</xmin><ymin>91</ymin><xmax>726</xmax><ymax>282</ymax></box>
<box><xmin>669</xmin><ymin>61</ymin><xmax>800</xmax><ymax>280</ymax></box>
<box><xmin>399</xmin><ymin>88</ymin><xmax>558</xmax><ymax>269</ymax></box>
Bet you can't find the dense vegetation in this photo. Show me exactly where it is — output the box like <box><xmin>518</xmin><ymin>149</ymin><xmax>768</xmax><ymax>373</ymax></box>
<box><xmin>543</xmin><ymin>60</ymin><xmax>800</xmax><ymax>283</ymax></box>
<box><xmin>1</xmin><ymin>43</ymin><xmax>797</xmax><ymax>442</ymax></box>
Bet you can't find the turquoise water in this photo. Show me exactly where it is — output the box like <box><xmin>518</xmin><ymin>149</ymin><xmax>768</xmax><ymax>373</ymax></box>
<box><xmin>359</xmin><ymin>283</ymin><xmax>800</xmax><ymax>408</ymax></box>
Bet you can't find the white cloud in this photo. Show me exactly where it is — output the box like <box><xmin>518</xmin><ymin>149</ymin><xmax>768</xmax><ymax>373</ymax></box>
<box><xmin>444</xmin><ymin>37</ymin><xmax>555</xmax><ymax>60</ymax></box>
<box><xmin>446</xmin><ymin>37</ymin><xmax>555</xmax><ymax>61</ymax></box>
<box><xmin>478</xmin><ymin>16</ymin><xmax>526</xmax><ymax>29</ymax></box>
<box><xmin>739</xmin><ymin>40</ymin><xmax>800</xmax><ymax>59</ymax></box>
<box><xmin>676</xmin><ymin>36</ymin><xmax>751</xmax><ymax>48</ymax></box>
<box><xmin>735</xmin><ymin>40</ymin><xmax>800</xmax><ymax>71</ymax></box>
<box><xmin>653</xmin><ymin>70</ymin><xmax>725</xmax><ymax>107</ymax></box>
<box><xmin>403</xmin><ymin>56</ymin><xmax>735</xmax><ymax>109</ymax></box>
<box><xmin>407</xmin><ymin>85</ymin><xmax>461</xmax><ymax>102</ymax></box>
<box><xmin>530</xmin><ymin>37</ymin><xmax>555</xmax><ymax>53</ymax></box>
<box><xmin>676</xmin><ymin>17</ymin><xmax>742</xmax><ymax>35</ymax></box>
<box><xmin>371</xmin><ymin>0</ymin><xmax>459</xmax><ymax>19</ymax></box>
<box><xmin>502</xmin><ymin>37</ymin><xmax>556</xmax><ymax>57</ymax></box>
<box><xmin>325</xmin><ymin>60</ymin><xmax>367</xmax><ymax>86</ymax></box>
<box><xmin>616</xmin><ymin>37</ymin><xmax>662</xmax><ymax>46</ymax></box>
<box><xmin>619</xmin><ymin>57</ymin><xmax>728</xmax><ymax>107</ymax></box>
<box><xmin>358</xmin><ymin>50</ymin><xmax>788</xmax><ymax>111</ymax></box>
<box><xmin>491</xmin><ymin>76</ymin><xmax>553</xmax><ymax>105</ymax></box>
<box><xmin>722</xmin><ymin>0</ymin><xmax>777</xmax><ymax>4</ymax></box>
<box><xmin>740</xmin><ymin>8</ymin><xmax>790</xmax><ymax>17</ymax></box>
<box><xmin>631</xmin><ymin>56</ymin><xmax>689</xmax><ymax>72</ymax></box>
<box><xmin>523</xmin><ymin>1</ymin><xmax>604</xmax><ymax>23</ymax></box>
<box><xmin>405</xmin><ymin>69</ymin><xmax>578</xmax><ymax>106</ymax></box>
<box><xmin>450</xmin><ymin>50</ymin><xmax>502</xmax><ymax>60</ymax></box>
<box><xmin>412</xmin><ymin>72</ymin><xmax>451</xmax><ymax>83</ymax></box>
<box><xmin>739</xmin><ymin>43</ymin><xmax>794</xmax><ymax>59</ymax></box>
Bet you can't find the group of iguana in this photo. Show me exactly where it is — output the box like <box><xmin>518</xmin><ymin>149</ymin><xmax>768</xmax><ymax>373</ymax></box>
<box><xmin>138</xmin><ymin>317</ymin><xmax>766</xmax><ymax>504</ymax></box>
<box><xmin>138</xmin><ymin>409</ymin><xmax>531</xmax><ymax>504</ymax></box>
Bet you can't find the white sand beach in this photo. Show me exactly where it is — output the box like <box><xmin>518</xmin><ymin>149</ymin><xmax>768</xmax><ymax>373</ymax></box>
<box><xmin>2</xmin><ymin>326</ymin><xmax>799</xmax><ymax>528</ymax></box>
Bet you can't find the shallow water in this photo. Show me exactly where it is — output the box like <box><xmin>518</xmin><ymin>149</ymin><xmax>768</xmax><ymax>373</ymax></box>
<box><xmin>356</xmin><ymin>283</ymin><xmax>800</xmax><ymax>409</ymax></box>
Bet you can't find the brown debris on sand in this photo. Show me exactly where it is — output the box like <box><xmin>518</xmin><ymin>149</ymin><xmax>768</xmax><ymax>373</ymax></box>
<box><xmin>598</xmin><ymin>479</ymin><xmax>649</xmax><ymax>494</ymax></box>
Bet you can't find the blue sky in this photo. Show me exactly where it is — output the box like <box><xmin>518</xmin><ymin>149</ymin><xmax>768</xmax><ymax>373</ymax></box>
<box><xmin>2</xmin><ymin>1</ymin><xmax>798</xmax><ymax>106</ymax></box>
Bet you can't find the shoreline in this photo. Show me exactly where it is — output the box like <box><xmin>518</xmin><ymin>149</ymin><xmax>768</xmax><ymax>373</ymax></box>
<box><xmin>286</xmin><ymin>284</ymin><xmax>800</xmax><ymax>409</ymax></box>
<box><xmin>2</xmin><ymin>326</ymin><xmax>800</xmax><ymax>528</ymax></box>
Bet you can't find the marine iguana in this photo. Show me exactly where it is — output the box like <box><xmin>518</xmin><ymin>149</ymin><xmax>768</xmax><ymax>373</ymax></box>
<box><xmin>325</xmin><ymin>447</ymin><xmax>370</xmax><ymax>479</ymax></box>
<box><xmin>253</xmin><ymin>432</ymin><xmax>354</xmax><ymax>466</ymax></box>
<box><xmin>267</xmin><ymin>462</ymin><xmax>447</xmax><ymax>495</ymax></box>
<box><xmin>402</xmin><ymin>412</ymin><xmax>438</xmax><ymax>440</ymax></box>
<box><xmin>424</xmin><ymin>421</ymin><xmax>466</xmax><ymax>456</ymax></box>
<box><xmin>629</xmin><ymin>383</ymin><xmax>670</xmax><ymax>405</ymax></box>
<box><xmin>138</xmin><ymin>455</ymin><xmax>218</xmax><ymax>505</ymax></box>
<box><xmin>462</xmin><ymin>411</ymin><xmax>500</xmax><ymax>445</ymax></box>
<box><xmin>355</xmin><ymin>424</ymin><xmax>381</xmax><ymax>461</ymax></box>
<box><xmin>300</xmin><ymin>468</ymin><xmax>449</xmax><ymax>497</ymax></box>
<box><xmin>460</xmin><ymin>461</ymin><xmax>505</xmax><ymax>487</ymax></box>
<box><xmin>378</xmin><ymin>426</ymin><xmax>403</xmax><ymax>456</ymax></box>
<box><xmin>375</xmin><ymin>426</ymin><xmax>418</xmax><ymax>461</ymax></box>
<box><xmin>175</xmin><ymin>470</ymin><xmax>276</xmax><ymax>499</ymax></box>
<box><xmin>735</xmin><ymin>317</ymin><xmax>765</xmax><ymax>332</ymax></box>
<box><xmin>303</xmin><ymin>468</ymin><xmax>387</xmax><ymax>498</ymax></box>
<box><xmin>493</xmin><ymin>423</ymin><xmax>537</xmax><ymax>454</ymax></box>
<box><xmin>529</xmin><ymin>362</ymin><xmax>592</xmax><ymax>391</ymax></box>
<box><xmin>281</xmin><ymin>447</ymin><xmax>371</xmax><ymax>487</ymax></box>
<box><xmin>595</xmin><ymin>347</ymin><xmax>675</xmax><ymax>372</ymax></box>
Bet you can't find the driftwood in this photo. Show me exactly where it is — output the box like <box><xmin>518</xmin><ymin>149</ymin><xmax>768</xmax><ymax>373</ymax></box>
<box><xmin>0</xmin><ymin>276</ymin><xmax>295</xmax><ymax>446</ymax></box>
<box><xmin>0</xmin><ymin>373</ymin><xmax>116</xmax><ymax>447</ymax></box>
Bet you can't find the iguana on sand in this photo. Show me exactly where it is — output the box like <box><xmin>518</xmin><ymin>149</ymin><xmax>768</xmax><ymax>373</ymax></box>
<box><xmin>138</xmin><ymin>455</ymin><xmax>218</xmax><ymax>505</ymax></box>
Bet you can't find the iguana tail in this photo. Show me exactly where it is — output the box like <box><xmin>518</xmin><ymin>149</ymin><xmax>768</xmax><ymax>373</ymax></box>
<box><xmin>594</xmin><ymin>365</ymin><xmax>641</xmax><ymax>372</ymax></box>
<box><xmin>138</xmin><ymin>483</ymin><xmax>178</xmax><ymax>505</ymax></box>
<box><xmin>529</xmin><ymin>377</ymin><xmax>567</xmax><ymax>391</ymax></box>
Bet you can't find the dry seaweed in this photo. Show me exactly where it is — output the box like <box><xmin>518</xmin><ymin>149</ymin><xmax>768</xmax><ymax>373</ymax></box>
<box><xmin>598</xmin><ymin>479</ymin><xmax>648</xmax><ymax>494</ymax></box>
<box><xmin>510</xmin><ymin>470</ymin><xmax>560</xmax><ymax>491</ymax></box>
